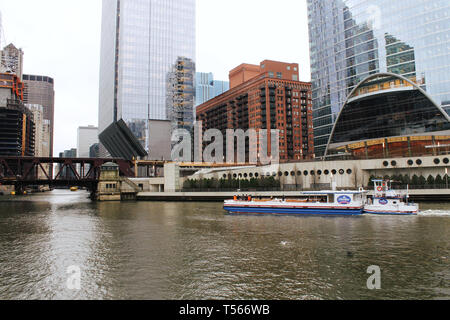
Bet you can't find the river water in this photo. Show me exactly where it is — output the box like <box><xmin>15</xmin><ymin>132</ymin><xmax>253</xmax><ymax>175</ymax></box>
<box><xmin>0</xmin><ymin>190</ymin><xmax>448</xmax><ymax>300</ymax></box>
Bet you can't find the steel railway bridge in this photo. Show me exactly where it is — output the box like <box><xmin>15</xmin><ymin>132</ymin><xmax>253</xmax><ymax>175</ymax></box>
<box><xmin>0</xmin><ymin>157</ymin><xmax>135</xmax><ymax>194</ymax></box>
<box><xmin>0</xmin><ymin>156</ymin><xmax>249</xmax><ymax>195</ymax></box>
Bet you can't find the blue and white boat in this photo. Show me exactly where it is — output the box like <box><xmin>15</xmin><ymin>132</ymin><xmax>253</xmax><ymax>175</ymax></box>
<box><xmin>223</xmin><ymin>191</ymin><xmax>367</xmax><ymax>216</ymax></box>
<box><xmin>364</xmin><ymin>180</ymin><xmax>419</xmax><ymax>215</ymax></box>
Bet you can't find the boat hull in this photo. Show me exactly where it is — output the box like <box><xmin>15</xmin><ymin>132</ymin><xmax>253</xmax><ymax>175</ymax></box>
<box><xmin>364</xmin><ymin>203</ymin><xmax>419</xmax><ymax>216</ymax></box>
<box><xmin>224</xmin><ymin>205</ymin><xmax>363</xmax><ymax>216</ymax></box>
<box><xmin>364</xmin><ymin>210</ymin><xmax>417</xmax><ymax>216</ymax></box>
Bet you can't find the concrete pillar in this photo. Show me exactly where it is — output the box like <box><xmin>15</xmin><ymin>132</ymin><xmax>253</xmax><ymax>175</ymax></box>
<box><xmin>164</xmin><ymin>163</ymin><xmax>180</xmax><ymax>192</ymax></box>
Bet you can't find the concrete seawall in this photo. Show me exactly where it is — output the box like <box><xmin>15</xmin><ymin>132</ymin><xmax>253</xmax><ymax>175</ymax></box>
<box><xmin>137</xmin><ymin>190</ymin><xmax>450</xmax><ymax>202</ymax></box>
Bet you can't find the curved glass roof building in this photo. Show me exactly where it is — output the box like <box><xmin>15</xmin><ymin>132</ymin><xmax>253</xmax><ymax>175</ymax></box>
<box><xmin>307</xmin><ymin>0</ymin><xmax>450</xmax><ymax>157</ymax></box>
<box><xmin>326</xmin><ymin>73</ymin><xmax>450</xmax><ymax>159</ymax></box>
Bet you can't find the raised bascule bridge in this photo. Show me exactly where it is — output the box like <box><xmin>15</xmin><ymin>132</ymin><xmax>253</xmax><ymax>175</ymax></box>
<box><xmin>0</xmin><ymin>156</ymin><xmax>247</xmax><ymax>199</ymax></box>
<box><xmin>0</xmin><ymin>156</ymin><xmax>135</xmax><ymax>196</ymax></box>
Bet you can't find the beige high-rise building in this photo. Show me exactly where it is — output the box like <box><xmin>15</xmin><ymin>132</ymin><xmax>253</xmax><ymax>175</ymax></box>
<box><xmin>26</xmin><ymin>104</ymin><xmax>50</xmax><ymax>158</ymax></box>
<box><xmin>23</xmin><ymin>75</ymin><xmax>55</xmax><ymax>156</ymax></box>
<box><xmin>0</xmin><ymin>43</ymin><xmax>24</xmax><ymax>80</ymax></box>
<box><xmin>26</xmin><ymin>104</ymin><xmax>51</xmax><ymax>179</ymax></box>
<box><xmin>42</xmin><ymin>120</ymin><xmax>51</xmax><ymax>158</ymax></box>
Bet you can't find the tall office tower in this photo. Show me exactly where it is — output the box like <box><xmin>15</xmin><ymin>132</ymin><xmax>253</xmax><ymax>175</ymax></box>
<box><xmin>89</xmin><ymin>143</ymin><xmax>100</xmax><ymax>158</ymax></box>
<box><xmin>77</xmin><ymin>126</ymin><xmax>99</xmax><ymax>175</ymax></box>
<box><xmin>59</xmin><ymin>149</ymin><xmax>77</xmax><ymax>179</ymax></box>
<box><xmin>307</xmin><ymin>0</ymin><xmax>450</xmax><ymax>157</ymax></box>
<box><xmin>26</xmin><ymin>104</ymin><xmax>51</xmax><ymax>178</ymax></box>
<box><xmin>166</xmin><ymin>57</ymin><xmax>195</xmax><ymax>136</ymax></box>
<box><xmin>26</xmin><ymin>104</ymin><xmax>51</xmax><ymax>157</ymax></box>
<box><xmin>77</xmin><ymin>125</ymin><xmax>99</xmax><ymax>158</ymax></box>
<box><xmin>0</xmin><ymin>43</ymin><xmax>24</xmax><ymax>80</ymax></box>
<box><xmin>22</xmin><ymin>75</ymin><xmax>55</xmax><ymax>156</ymax></box>
<box><xmin>98</xmin><ymin>0</ymin><xmax>196</xmax><ymax>152</ymax></box>
<box><xmin>195</xmin><ymin>72</ymin><xmax>230</xmax><ymax>107</ymax></box>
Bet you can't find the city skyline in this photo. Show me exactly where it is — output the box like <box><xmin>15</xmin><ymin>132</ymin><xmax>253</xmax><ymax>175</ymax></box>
<box><xmin>307</xmin><ymin>0</ymin><xmax>450</xmax><ymax>156</ymax></box>
<box><xmin>0</xmin><ymin>0</ymin><xmax>310</xmax><ymax>156</ymax></box>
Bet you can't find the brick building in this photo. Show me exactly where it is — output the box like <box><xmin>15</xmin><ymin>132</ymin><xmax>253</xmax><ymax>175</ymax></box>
<box><xmin>196</xmin><ymin>60</ymin><xmax>314</xmax><ymax>163</ymax></box>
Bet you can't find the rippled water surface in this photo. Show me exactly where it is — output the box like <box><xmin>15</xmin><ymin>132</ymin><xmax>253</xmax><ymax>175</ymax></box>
<box><xmin>0</xmin><ymin>190</ymin><xmax>449</xmax><ymax>300</ymax></box>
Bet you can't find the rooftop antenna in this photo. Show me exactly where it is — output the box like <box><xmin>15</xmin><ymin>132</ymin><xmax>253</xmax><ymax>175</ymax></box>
<box><xmin>0</xmin><ymin>10</ymin><xmax>8</xmax><ymax>50</ymax></box>
<box><xmin>0</xmin><ymin>10</ymin><xmax>4</xmax><ymax>48</ymax></box>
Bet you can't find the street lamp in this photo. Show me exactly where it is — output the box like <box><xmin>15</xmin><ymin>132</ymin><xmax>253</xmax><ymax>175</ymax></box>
<box><xmin>446</xmin><ymin>168</ymin><xmax>448</xmax><ymax>190</ymax></box>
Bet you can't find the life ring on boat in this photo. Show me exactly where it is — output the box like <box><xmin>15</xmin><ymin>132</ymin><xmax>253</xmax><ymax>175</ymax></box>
<box><xmin>377</xmin><ymin>187</ymin><xmax>383</xmax><ymax>192</ymax></box>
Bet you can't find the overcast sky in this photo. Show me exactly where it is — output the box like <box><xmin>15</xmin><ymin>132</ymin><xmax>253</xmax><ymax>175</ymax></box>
<box><xmin>0</xmin><ymin>0</ymin><xmax>310</xmax><ymax>156</ymax></box>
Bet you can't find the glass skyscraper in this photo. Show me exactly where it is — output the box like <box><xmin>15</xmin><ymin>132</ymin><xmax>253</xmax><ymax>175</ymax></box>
<box><xmin>307</xmin><ymin>0</ymin><xmax>450</xmax><ymax>156</ymax></box>
<box><xmin>98</xmin><ymin>0</ymin><xmax>196</xmax><ymax>150</ymax></box>
<box><xmin>195</xmin><ymin>72</ymin><xmax>230</xmax><ymax>107</ymax></box>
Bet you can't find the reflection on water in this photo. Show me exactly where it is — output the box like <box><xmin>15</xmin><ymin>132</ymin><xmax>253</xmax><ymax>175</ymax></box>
<box><xmin>0</xmin><ymin>190</ymin><xmax>449</xmax><ymax>300</ymax></box>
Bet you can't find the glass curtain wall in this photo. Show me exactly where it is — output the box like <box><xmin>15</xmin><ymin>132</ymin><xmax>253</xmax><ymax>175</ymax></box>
<box><xmin>307</xmin><ymin>0</ymin><xmax>450</xmax><ymax>156</ymax></box>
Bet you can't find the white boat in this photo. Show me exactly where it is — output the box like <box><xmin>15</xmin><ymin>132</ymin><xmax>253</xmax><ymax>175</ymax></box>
<box><xmin>364</xmin><ymin>180</ymin><xmax>419</xmax><ymax>215</ymax></box>
<box><xmin>224</xmin><ymin>191</ymin><xmax>367</xmax><ymax>216</ymax></box>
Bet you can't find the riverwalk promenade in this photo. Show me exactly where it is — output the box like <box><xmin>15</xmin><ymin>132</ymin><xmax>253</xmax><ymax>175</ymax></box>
<box><xmin>137</xmin><ymin>189</ymin><xmax>450</xmax><ymax>202</ymax></box>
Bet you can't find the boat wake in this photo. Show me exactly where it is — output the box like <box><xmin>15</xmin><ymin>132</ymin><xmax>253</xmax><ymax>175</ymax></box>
<box><xmin>418</xmin><ymin>210</ymin><xmax>450</xmax><ymax>217</ymax></box>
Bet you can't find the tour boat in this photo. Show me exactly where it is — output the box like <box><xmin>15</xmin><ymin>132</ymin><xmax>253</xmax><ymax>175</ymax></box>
<box><xmin>223</xmin><ymin>191</ymin><xmax>367</xmax><ymax>216</ymax></box>
<box><xmin>364</xmin><ymin>180</ymin><xmax>419</xmax><ymax>216</ymax></box>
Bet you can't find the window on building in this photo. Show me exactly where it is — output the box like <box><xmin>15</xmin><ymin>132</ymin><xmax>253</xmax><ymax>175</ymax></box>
<box><xmin>292</xmin><ymin>75</ymin><xmax>298</xmax><ymax>81</ymax></box>
<box><xmin>268</xmin><ymin>71</ymin><xmax>274</xmax><ymax>78</ymax></box>
<box><xmin>277</xmin><ymin>72</ymin><xmax>282</xmax><ymax>79</ymax></box>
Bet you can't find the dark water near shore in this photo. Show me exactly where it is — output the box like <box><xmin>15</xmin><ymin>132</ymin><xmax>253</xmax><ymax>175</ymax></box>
<box><xmin>0</xmin><ymin>190</ymin><xmax>449</xmax><ymax>300</ymax></box>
